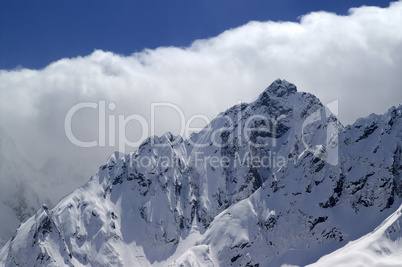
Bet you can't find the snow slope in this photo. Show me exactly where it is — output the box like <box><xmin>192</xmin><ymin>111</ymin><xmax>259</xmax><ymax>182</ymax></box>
<box><xmin>308</xmin><ymin>204</ymin><xmax>402</xmax><ymax>267</ymax></box>
<box><xmin>1</xmin><ymin>79</ymin><xmax>401</xmax><ymax>266</ymax></box>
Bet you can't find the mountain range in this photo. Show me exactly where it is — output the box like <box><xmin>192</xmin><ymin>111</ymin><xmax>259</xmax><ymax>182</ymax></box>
<box><xmin>1</xmin><ymin>79</ymin><xmax>401</xmax><ymax>266</ymax></box>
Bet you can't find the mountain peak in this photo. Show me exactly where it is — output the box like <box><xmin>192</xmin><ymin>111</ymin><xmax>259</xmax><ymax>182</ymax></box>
<box><xmin>263</xmin><ymin>78</ymin><xmax>297</xmax><ymax>98</ymax></box>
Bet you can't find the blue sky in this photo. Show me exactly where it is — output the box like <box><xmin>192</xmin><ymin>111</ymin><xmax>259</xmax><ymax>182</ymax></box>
<box><xmin>0</xmin><ymin>0</ymin><xmax>390</xmax><ymax>70</ymax></box>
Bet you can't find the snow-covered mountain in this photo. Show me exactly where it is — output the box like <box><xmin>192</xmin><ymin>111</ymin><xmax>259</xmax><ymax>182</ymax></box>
<box><xmin>1</xmin><ymin>79</ymin><xmax>401</xmax><ymax>266</ymax></box>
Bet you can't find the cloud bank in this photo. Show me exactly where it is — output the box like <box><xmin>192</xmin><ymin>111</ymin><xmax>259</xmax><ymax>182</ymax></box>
<box><xmin>0</xmin><ymin>1</ymin><xmax>401</xmax><ymax>197</ymax></box>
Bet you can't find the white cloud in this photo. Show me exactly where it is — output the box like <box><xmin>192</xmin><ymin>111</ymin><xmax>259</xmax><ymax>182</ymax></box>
<box><xmin>0</xmin><ymin>1</ymin><xmax>401</xmax><ymax>197</ymax></box>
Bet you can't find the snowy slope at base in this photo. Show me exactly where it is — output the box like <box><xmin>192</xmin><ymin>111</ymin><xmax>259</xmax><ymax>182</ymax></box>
<box><xmin>308</xmin><ymin>204</ymin><xmax>402</xmax><ymax>267</ymax></box>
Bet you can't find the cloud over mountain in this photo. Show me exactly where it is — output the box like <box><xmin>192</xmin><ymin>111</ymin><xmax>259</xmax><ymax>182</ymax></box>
<box><xmin>0</xmin><ymin>1</ymin><xmax>401</xmax><ymax>195</ymax></box>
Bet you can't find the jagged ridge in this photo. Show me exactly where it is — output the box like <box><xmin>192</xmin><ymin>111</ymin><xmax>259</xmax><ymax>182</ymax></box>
<box><xmin>1</xmin><ymin>80</ymin><xmax>401</xmax><ymax>267</ymax></box>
